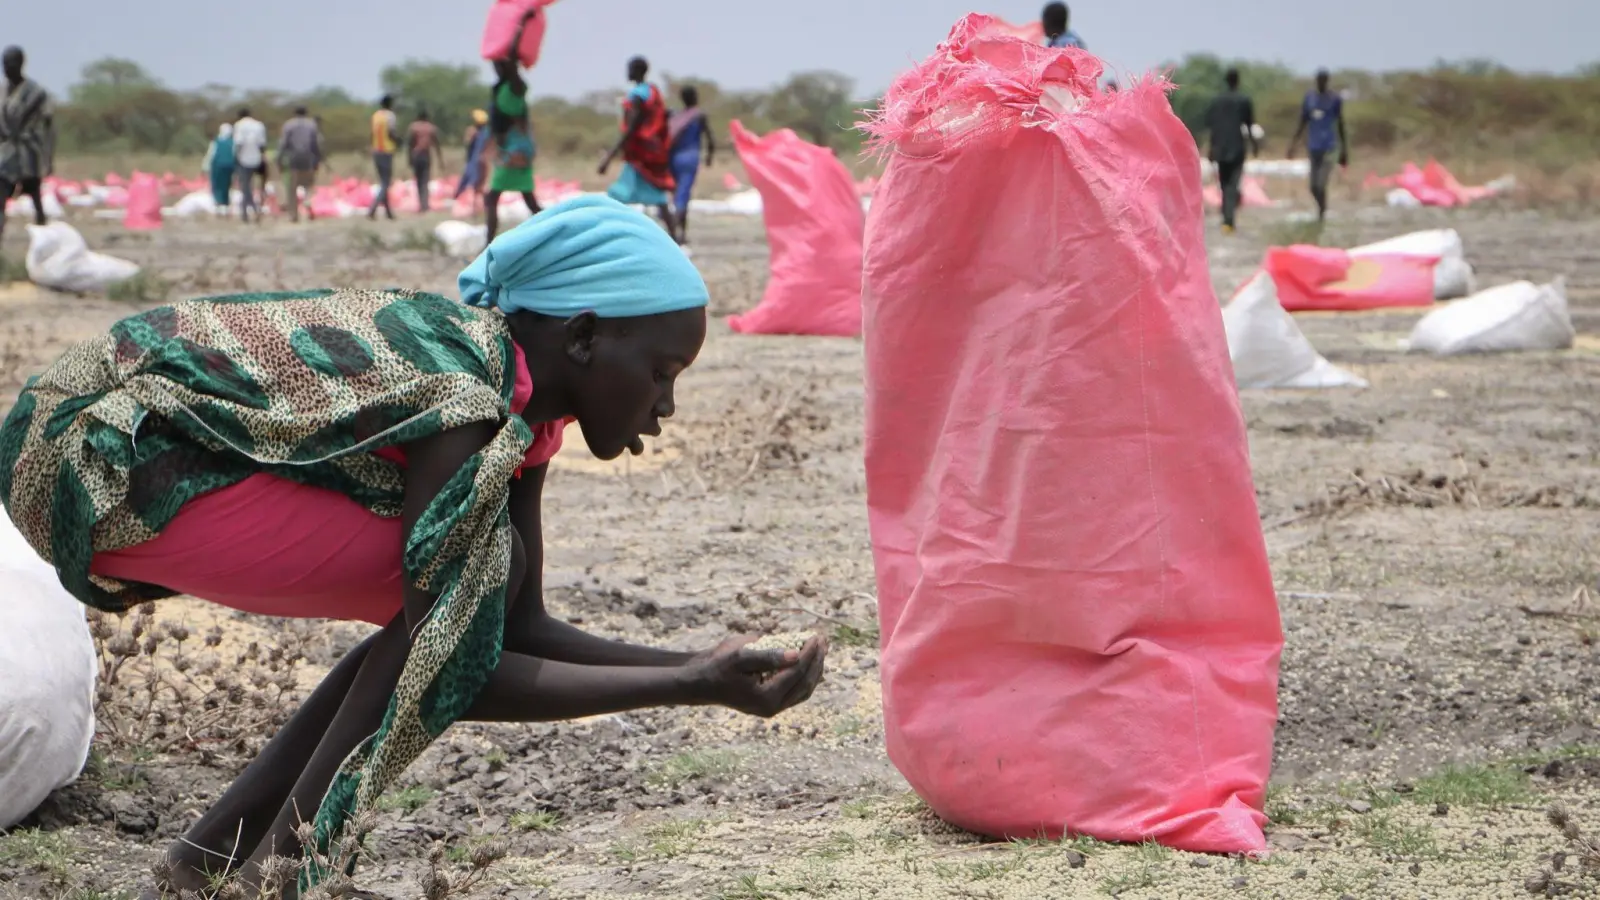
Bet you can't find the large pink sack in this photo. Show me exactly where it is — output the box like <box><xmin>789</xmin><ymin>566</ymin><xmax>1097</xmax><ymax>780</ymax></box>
<box><xmin>123</xmin><ymin>172</ymin><xmax>163</xmax><ymax>230</ymax></box>
<box><xmin>727</xmin><ymin>121</ymin><xmax>863</xmax><ymax>336</ymax></box>
<box><xmin>481</xmin><ymin>0</ymin><xmax>552</xmax><ymax>68</ymax></box>
<box><xmin>861</xmin><ymin>15</ymin><xmax>1281</xmax><ymax>854</ymax></box>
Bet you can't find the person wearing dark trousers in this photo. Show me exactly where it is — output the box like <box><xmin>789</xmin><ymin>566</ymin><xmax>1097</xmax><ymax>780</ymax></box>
<box><xmin>0</xmin><ymin>46</ymin><xmax>54</xmax><ymax>244</ymax></box>
<box><xmin>367</xmin><ymin>95</ymin><xmax>399</xmax><ymax>221</ymax></box>
<box><xmin>406</xmin><ymin>109</ymin><xmax>444</xmax><ymax>213</ymax></box>
<box><xmin>1288</xmin><ymin>69</ymin><xmax>1348</xmax><ymax>222</ymax></box>
<box><xmin>1205</xmin><ymin>68</ymin><xmax>1258</xmax><ymax>234</ymax></box>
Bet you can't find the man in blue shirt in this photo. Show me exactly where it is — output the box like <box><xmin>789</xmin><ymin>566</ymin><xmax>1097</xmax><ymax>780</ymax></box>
<box><xmin>1287</xmin><ymin>69</ymin><xmax>1348</xmax><ymax>222</ymax></box>
<box><xmin>1042</xmin><ymin>2</ymin><xmax>1086</xmax><ymax>49</ymax></box>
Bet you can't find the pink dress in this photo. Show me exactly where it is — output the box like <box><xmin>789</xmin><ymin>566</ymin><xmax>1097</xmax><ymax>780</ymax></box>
<box><xmin>91</xmin><ymin>343</ymin><xmax>565</xmax><ymax>626</ymax></box>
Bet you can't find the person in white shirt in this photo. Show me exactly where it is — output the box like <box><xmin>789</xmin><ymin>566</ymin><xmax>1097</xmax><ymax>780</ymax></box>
<box><xmin>232</xmin><ymin>107</ymin><xmax>268</xmax><ymax>223</ymax></box>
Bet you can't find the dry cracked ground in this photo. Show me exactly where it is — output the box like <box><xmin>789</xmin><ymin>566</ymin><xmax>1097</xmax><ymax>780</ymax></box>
<box><xmin>0</xmin><ymin>196</ymin><xmax>1597</xmax><ymax>900</ymax></box>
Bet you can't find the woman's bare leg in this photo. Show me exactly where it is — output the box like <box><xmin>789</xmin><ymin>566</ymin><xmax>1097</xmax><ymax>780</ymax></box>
<box><xmin>485</xmin><ymin>190</ymin><xmax>502</xmax><ymax>241</ymax></box>
<box><xmin>146</xmin><ymin>631</ymin><xmax>381</xmax><ymax>894</ymax></box>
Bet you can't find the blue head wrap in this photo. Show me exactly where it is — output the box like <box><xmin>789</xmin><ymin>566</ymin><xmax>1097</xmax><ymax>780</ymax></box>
<box><xmin>459</xmin><ymin>194</ymin><xmax>708</xmax><ymax>319</ymax></box>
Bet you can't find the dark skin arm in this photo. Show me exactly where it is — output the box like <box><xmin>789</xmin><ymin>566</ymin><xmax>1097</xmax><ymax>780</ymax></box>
<box><xmin>702</xmin><ymin>118</ymin><xmax>716</xmax><ymax>167</ymax></box>
<box><xmin>1337</xmin><ymin>111</ymin><xmax>1349</xmax><ymax>167</ymax></box>
<box><xmin>599</xmin><ymin>99</ymin><xmax>645</xmax><ymax>174</ymax></box>
<box><xmin>401</xmin><ymin>424</ymin><xmax>824</xmax><ymax>708</ymax></box>
<box><xmin>503</xmin><ymin>462</ymin><xmax>696</xmax><ymax>666</ymax></box>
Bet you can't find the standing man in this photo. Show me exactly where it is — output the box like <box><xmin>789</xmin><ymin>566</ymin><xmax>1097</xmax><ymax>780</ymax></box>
<box><xmin>232</xmin><ymin>107</ymin><xmax>269</xmax><ymax>224</ymax></box>
<box><xmin>367</xmin><ymin>95</ymin><xmax>399</xmax><ymax>221</ymax></box>
<box><xmin>1205</xmin><ymin>68</ymin><xmax>1258</xmax><ymax>234</ymax></box>
<box><xmin>405</xmin><ymin>109</ymin><xmax>444</xmax><ymax>214</ymax></box>
<box><xmin>0</xmin><ymin>46</ymin><xmax>54</xmax><ymax>245</ymax></box>
<box><xmin>1041</xmin><ymin>2</ymin><xmax>1085</xmax><ymax>49</ymax></box>
<box><xmin>278</xmin><ymin>106</ymin><xmax>322</xmax><ymax>223</ymax></box>
<box><xmin>1287</xmin><ymin>69</ymin><xmax>1348</xmax><ymax>222</ymax></box>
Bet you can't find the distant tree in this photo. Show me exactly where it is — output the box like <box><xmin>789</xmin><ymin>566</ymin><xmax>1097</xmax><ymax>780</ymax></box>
<box><xmin>764</xmin><ymin>71</ymin><xmax>857</xmax><ymax>148</ymax></box>
<box><xmin>378</xmin><ymin>60</ymin><xmax>488</xmax><ymax>139</ymax></box>
<box><xmin>1164</xmin><ymin>54</ymin><xmax>1298</xmax><ymax>138</ymax></box>
<box><xmin>60</xmin><ymin>58</ymin><xmax>198</xmax><ymax>155</ymax></box>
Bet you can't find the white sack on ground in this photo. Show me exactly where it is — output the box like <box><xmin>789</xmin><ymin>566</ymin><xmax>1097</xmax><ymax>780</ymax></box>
<box><xmin>1406</xmin><ymin>279</ymin><xmax>1574</xmax><ymax>355</ymax></box>
<box><xmin>434</xmin><ymin>220</ymin><xmax>487</xmax><ymax>258</ymax></box>
<box><xmin>25</xmin><ymin>222</ymin><xmax>142</xmax><ymax>294</ymax></box>
<box><xmin>0</xmin><ymin>515</ymin><xmax>97</xmax><ymax>829</ymax></box>
<box><xmin>1223</xmin><ymin>271</ymin><xmax>1368</xmax><ymax>389</ymax></box>
<box><xmin>166</xmin><ymin>190</ymin><xmax>219</xmax><ymax>218</ymax></box>
<box><xmin>5</xmin><ymin>191</ymin><xmax>65</xmax><ymax>220</ymax></box>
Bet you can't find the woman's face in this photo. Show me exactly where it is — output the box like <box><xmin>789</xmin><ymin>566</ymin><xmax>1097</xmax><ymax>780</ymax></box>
<box><xmin>569</xmin><ymin>308</ymin><xmax>706</xmax><ymax>460</ymax></box>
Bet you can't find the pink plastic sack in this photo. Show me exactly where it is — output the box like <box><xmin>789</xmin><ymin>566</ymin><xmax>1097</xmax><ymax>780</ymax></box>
<box><xmin>123</xmin><ymin>172</ymin><xmax>163</xmax><ymax>230</ymax></box>
<box><xmin>309</xmin><ymin>187</ymin><xmax>343</xmax><ymax>220</ymax></box>
<box><xmin>481</xmin><ymin>0</ymin><xmax>552</xmax><ymax>68</ymax></box>
<box><xmin>860</xmin><ymin>15</ymin><xmax>1281</xmax><ymax>854</ymax></box>
<box><xmin>727</xmin><ymin>121</ymin><xmax>863</xmax><ymax>336</ymax></box>
<box><xmin>1265</xmin><ymin>245</ymin><xmax>1437</xmax><ymax>311</ymax></box>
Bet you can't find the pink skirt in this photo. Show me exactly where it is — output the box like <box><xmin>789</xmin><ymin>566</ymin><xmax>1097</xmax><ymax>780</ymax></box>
<box><xmin>92</xmin><ymin>474</ymin><xmax>408</xmax><ymax>626</ymax></box>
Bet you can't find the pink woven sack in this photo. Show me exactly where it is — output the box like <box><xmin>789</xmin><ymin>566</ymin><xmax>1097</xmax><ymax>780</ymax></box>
<box><xmin>861</xmin><ymin>14</ymin><xmax>1281</xmax><ymax>853</ymax></box>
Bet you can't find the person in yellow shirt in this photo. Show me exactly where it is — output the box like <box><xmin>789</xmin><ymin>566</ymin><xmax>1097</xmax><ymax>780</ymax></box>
<box><xmin>366</xmin><ymin>94</ymin><xmax>399</xmax><ymax>221</ymax></box>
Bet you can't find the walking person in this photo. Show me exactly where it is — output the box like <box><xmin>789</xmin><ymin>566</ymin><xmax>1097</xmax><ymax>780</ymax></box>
<box><xmin>406</xmin><ymin>109</ymin><xmax>445</xmax><ymax>213</ymax></box>
<box><xmin>367</xmin><ymin>95</ymin><xmax>399</xmax><ymax>221</ymax></box>
<box><xmin>1287</xmin><ymin>69</ymin><xmax>1348</xmax><ymax>223</ymax></box>
<box><xmin>455</xmin><ymin>109</ymin><xmax>491</xmax><ymax>215</ymax></box>
<box><xmin>484</xmin><ymin>9</ymin><xmax>543</xmax><ymax>240</ymax></box>
<box><xmin>599</xmin><ymin>56</ymin><xmax>677</xmax><ymax>243</ymax></box>
<box><xmin>232</xmin><ymin>108</ymin><xmax>268</xmax><ymax>223</ymax></box>
<box><xmin>0</xmin><ymin>46</ymin><xmax>55</xmax><ymax>244</ymax></box>
<box><xmin>278</xmin><ymin>106</ymin><xmax>322</xmax><ymax>223</ymax></box>
<box><xmin>667</xmin><ymin>85</ymin><xmax>715</xmax><ymax>246</ymax></box>
<box><xmin>1205</xmin><ymin>68</ymin><xmax>1258</xmax><ymax>234</ymax></box>
<box><xmin>201</xmin><ymin>123</ymin><xmax>235</xmax><ymax>217</ymax></box>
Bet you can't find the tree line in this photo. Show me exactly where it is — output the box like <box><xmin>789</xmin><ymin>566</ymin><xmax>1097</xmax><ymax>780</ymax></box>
<box><xmin>48</xmin><ymin>55</ymin><xmax>1600</xmax><ymax>171</ymax></box>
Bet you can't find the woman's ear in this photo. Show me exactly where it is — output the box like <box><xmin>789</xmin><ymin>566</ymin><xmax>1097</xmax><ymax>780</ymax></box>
<box><xmin>563</xmin><ymin>312</ymin><xmax>599</xmax><ymax>366</ymax></box>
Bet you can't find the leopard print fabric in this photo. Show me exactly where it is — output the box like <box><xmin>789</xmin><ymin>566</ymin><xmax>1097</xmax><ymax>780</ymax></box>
<box><xmin>0</xmin><ymin>289</ymin><xmax>532</xmax><ymax>880</ymax></box>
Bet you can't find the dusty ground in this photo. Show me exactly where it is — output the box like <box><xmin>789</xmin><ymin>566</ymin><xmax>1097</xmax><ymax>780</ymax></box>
<box><xmin>0</xmin><ymin>191</ymin><xmax>1597</xmax><ymax>900</ymax></box>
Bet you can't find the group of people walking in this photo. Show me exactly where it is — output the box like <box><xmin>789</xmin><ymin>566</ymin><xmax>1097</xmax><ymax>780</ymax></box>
<box><xmin>1204</xmin><ymin>67</ymin><xmax>1349</xmax><ymax>231</ymax></box>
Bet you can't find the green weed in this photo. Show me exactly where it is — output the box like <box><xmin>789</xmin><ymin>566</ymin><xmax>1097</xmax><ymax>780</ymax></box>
<box><xmin>510</xmin><ymin>809</ymin><xmax>561</xmax><ymax>833</ymax></box>
<box><xmin>1409</xmin><ymin>765</ymin><xmax>1532</xmax><ymax>807</ymax></box>
<box><xmin>106</xmin><ymin>271</ymin><xmax>172</xmax><ymax>303</ymax></box>
<box><xmin>648</xmin><ymin>750</ymin><xmax>742</xmax><ymax>789</ymax></box>
<box><xmin>375</xmin><ymin>784</ymin><xmax>435</xmax><ymax>813</ymax></box>
<box><xmin>1352</xmin><ymin>812</ymin><xmax>1443</xmax><ymax>859</ymax></box>
<box><xmin>833</xmin><ymin>623</ymin><xmax>879</xmax><ymax>648</ymax></box>
<box><xmin>0</xmin><ymin>828</ymin><xmax>75</xmax><ymax>882</ymax></box>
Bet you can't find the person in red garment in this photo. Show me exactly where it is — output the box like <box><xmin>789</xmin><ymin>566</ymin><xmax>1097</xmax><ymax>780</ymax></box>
<box><xmin>599</xmin><ymin>56</ymin><xmax>678</xmax><ymax>242</ymax></box>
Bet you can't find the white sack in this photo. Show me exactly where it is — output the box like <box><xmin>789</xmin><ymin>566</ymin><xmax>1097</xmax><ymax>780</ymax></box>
<box><xmin>25</xmin><ymin>222</ymin><xmax>142</xmax><ymax>294</ymax></box>
<box><xmin>1406</xmin><ymin>279</ymin><xmax>1574</xmax><ymax>355</ymax></box>
<box><xmin>1223</xmin><ymin>271</ymin><xmax>1368</xmax><ymax>389</ymax></box>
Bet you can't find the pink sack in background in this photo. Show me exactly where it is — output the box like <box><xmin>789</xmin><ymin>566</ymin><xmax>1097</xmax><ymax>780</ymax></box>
<box><xmin>722</xmin><ymin>172</ymin><xmax>743</xmax><ymax>192</ymax></box>
<box><xmin>727</xmin><ymin>121</ymin><xmax>863</xmax><ymax>336</ymax></box>
<box><xmin>123</xmin><ymin>173</ymin><xmax>163</xmax><ymax>230</ymax></box>
<box><xmin>1264</xmin><ymin>245</ymin><xmax>1438</xmax><ymax>311</ymax></box>
<box><xmin>860</xmin><ymin>14</ymin><xmax>1280</xmax><ymax>854</ymax></box>
<box><xmin>481</xmin><ymin>0</ymin><xmax>552</xmax><ymax>68</ymax></box>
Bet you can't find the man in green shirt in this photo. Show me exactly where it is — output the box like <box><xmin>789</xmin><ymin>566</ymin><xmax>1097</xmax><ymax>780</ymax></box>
<box><xmin>1204</xmin><ymin>68</ymin><xmax>1258</xmax><ymax>234</ymax></box>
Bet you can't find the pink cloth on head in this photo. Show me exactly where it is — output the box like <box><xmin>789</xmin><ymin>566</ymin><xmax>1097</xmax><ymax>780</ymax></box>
<box><xmin>90</xmin><ymin>341</ymin><xmax>567</xmax><ymax>625</ymax></box>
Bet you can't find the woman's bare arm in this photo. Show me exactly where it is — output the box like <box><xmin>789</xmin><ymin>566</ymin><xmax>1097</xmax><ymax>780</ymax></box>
<box><xmin>504</xmin><ymin>463</ymin><xmax>696</xmax><ymax>666</ymax></box>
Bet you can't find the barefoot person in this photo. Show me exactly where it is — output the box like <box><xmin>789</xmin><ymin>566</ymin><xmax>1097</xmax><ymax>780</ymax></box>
<box><xmin>0</xmin><ymin>46</ymin><xmax>55</xmax><ymax>244</ymax></box>
<box><xmin>668</xmin><ymin>85</ymin><xmax>716</xmax><ymax>246</ymax></box>
<box><xmin>599</xmin><ymin>56</ymin><xmax>678</xmax><ymax>242</ymax></box>
<box><xmin>1287</xmin><ymin>69</ymin><xmax>1348</xmax><ymax>223</ymax></box>
<box><xmin>0</xmin><ymin>194</ymin><xmax>828</xmax><ymax>896</ymax></box>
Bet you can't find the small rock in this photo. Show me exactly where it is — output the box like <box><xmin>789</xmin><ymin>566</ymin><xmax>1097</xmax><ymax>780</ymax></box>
<box><xmin>1433</xmin><ymin>802</ymin><xmax>1449</xmax><ymax>817</ymax></box>
<box><xmin>1409</xmin><ymin>862</ymin><xmax>1422</xmax><ymax>876</ymax></box>
<box><xmin>1291</xmin><ymin>869</ymin><xmax>1307</xmax><ymax>880</ymax></box>
<box><xmin>1064</xmin><ymin>849</ymin><xmax>1086</xmax><ymax>868</ymax></box>
<box><xmin>1189</xmin><ymin>858</ymin><xmax>1212</xmax><ymax>868</ymax></box>
<box><xmin>1346</xmin><ymin>799</ymin><xmax>1372</xmax><ymax>814</ymax></box>
<box><xmin>1230</xmin><ymin>876</ymin><xmax>1248</xmax><ymax>890</ymax></box>
<box><xmin>1542</xmin><ymin>759</ymin><xmax>1565</xmax><ymax>778</ymax></box>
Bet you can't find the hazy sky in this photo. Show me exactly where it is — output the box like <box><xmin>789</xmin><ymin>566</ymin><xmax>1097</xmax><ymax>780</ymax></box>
<box><xmin>8</xmin><ymin>0</ymin><xmax>1592</xmax><ymax>100</ymax></box>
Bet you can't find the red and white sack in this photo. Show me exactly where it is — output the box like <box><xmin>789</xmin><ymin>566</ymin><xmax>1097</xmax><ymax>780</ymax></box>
<box><xmin>860</xmin><ymin>14</ymin><xmax>1281</xmax><ymax>854</ymax></box>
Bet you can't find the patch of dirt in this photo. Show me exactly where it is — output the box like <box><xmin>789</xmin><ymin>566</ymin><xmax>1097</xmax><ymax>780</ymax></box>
<box><xmin>0</xmin><ymin>205</ymin><xmax>1598</xmax><ymax>899</ymax></box>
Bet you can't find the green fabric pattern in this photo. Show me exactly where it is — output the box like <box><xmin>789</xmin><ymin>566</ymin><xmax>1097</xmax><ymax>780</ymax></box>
<box><xmin>0</xmin><ymin>288</ymin><xmax>532</xmax><ymax>884</ymax></box>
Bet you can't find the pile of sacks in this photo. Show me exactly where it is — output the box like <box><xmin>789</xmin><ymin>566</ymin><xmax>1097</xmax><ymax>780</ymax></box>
<box><xmin>1224</xmin><ymin>228</ymin><xmax>1575</xmax><ymax>389</ymax></box>
<box><xmin>1366</xmin><ymin>159</ymin><xmax>1516</xmax><ymax>208</ymax></box>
